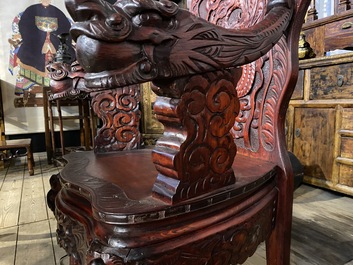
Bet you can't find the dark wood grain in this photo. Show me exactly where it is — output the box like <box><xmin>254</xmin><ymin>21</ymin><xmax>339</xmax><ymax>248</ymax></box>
<box><xmin>47</xmin><ymin>0</ymin><xmax>311</xmax><ymax>264</ymax></box>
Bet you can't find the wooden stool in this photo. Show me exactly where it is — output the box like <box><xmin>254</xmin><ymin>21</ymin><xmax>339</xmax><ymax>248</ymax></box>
<box><xmin>0</xmin><ymin>139</ymin><xmax>34</xmax><ymax>175</ymax></box>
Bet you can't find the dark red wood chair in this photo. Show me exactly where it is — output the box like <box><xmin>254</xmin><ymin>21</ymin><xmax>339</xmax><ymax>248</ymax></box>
<box><xmin>47</xmin><ymin>0</ymin><xmax>310</xmax><ymax>264</ymax></box>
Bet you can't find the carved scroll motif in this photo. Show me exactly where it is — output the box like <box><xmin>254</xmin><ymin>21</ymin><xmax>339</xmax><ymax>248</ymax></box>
<box><xmin>152</xmin><ymin>70</ymin><xmax>239</xmax><ymax>203</ymax></box>
<box><xmin>91</xmin><ymin>86</ymin><xmax>141</xmax><ymax>153</ymax></box>
<box><xmin>56</xmin><ymin>209</ymin><xmax>88</xmax><ymax>264</ymax></box>
<box><xmin>82</xmin><ymin>194</ymin><xmax>275</xmax><ymax>265</ymax></box>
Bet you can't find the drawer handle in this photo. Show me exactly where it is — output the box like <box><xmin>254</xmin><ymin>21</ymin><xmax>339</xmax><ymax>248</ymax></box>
<box><xmin>337</xmin><ymin>75</ymin><xmax>344</xmax><ymax>87</ymax></box>
<box><xmin>341</xmin><ymin>22</ymin><xmax>353</xmax><ymax>29</ymax></box>
<box><xmin>295</xmin><ymin>128</ymin><xmax>301</xmax><ymax>137</ymax></box>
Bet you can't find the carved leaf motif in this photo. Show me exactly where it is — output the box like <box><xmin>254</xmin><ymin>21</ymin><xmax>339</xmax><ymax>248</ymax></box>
<box><xmin>261</xmin><ymin>95</ymin><xmax>276</xmax><ymax>150</ymax></box>
<box><xmin>189</xmin><ymin>0</ymin><xmax>265</xmax><ymax>101</ymax></box>
<box><xmin>232</xmin><ymin>35</ymin><xmax>289</xmax><ymax>153</ymax></box>
<box><xmin>236</xmin><ymin>62</ymin><xmax>256</xmax><ymax>98</ymax></box>
<box><xmin>232</xmin><ymin>56</ymin><xmax>266</xmax><ymax>150</ymax></box>
<box><xmin>261</xmin><ymin>37</ymin><xmax>288</xmax><ymax>151</ymax></box>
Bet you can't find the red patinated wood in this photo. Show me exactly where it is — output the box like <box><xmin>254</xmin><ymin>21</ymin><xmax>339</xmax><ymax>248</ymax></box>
<box><xmin>47</xmin><ymin>0</ymin><xmax>310</xmax><ymax>264</ymax></box>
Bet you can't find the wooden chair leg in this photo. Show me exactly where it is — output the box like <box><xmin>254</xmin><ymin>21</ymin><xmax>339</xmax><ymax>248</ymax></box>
<box><xmin>266</xmin><ymin>169</ymin><xmax>293</xmax><ymax>265</ymax></box>
<box><xmin>26</xmin><ymin>146</ymin><xmax>34</xmax><ymax>176</ymax></box>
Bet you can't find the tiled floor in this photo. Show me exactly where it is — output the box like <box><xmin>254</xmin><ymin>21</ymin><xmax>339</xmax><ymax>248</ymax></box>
<box><xmin>1</xmin><ymin>152</ymin><xmax>353</xmax><ymax>265</ymax></box>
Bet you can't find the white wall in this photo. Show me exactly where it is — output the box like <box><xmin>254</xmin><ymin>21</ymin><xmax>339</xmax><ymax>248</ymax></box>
<box><xmin>0</xmin><ymin>0</ymin><xmax>78</xmax><ymax>135</ymax></box>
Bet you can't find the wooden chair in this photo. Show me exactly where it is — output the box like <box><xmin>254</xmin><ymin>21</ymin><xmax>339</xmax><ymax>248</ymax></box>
<box><xmin>0</xmin><ymin>139</ymin><xmax>34</xmax><ymax>176</ymax></box>
<box><xmin>47</xmin><ymin>0</ymin><xmax>310</xmax><ymax>264</ymax></box>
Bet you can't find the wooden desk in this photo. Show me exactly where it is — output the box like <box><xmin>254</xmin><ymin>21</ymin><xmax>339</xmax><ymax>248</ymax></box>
<box><xmin>0</xmin><ymin>138</ymin><xmax>34</xmax><ymax>175</ymax></box>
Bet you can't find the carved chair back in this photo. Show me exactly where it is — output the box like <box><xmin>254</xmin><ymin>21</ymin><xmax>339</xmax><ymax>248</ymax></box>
<box><xmin>144</xmin><ymin>0</ymin><xmax>309</xmax><ymax>204</ymax></box>
<box><xmin>191</xmin><ymin>0</ymin><xmax>302</xmax><ymax>163</ymax></box>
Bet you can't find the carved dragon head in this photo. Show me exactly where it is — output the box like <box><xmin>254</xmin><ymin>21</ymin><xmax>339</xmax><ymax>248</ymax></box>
<box><xmin>52</xmin><ymin>0</ymin><xmax>293</xmax><ymax>92</ymax></box>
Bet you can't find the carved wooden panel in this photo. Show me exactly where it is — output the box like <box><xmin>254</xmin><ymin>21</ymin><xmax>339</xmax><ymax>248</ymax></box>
<box><xmin>90</xmin><ymin>85</ymin><xmax>142</xmax><ymax>152</ymax></box>
<box><xmin>50</xmin><ymin>162</ymin><xmax>277</xmax><ymax>265</ymax></box>
<box><xmin>231</xmin><ymin>37</ymin><xmax>290</xmax><ymax>154</ymax></box>
<box><xmin>152</xmin><ymin>70</ymin><xmax>239</xmax><ymax>203</ymax></box>
<box><xmin>190</xmin><ymin>0</ymin><xmax>291</xmax><ymax>156</ymax></box>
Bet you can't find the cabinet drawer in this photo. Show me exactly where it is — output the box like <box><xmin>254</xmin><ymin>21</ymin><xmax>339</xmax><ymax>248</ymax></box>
<box><xmin>325</xmin><ymin>16</ymin><xmax>353</xmax><ymax>51</ymax></box>
<box><xmin>310</xmin><ymin>62</ymin><xmax>353</xmax><ymax>100</ymax></box>
<box><xmin>339</xmin><ymin>164</ymin><xmax>353</xmax><ymax>187</ymax></box>
<box><xmin>341</xmin><ymin>109</ymin><xmax>353</xmax><ymax>130</ymax></box>
<box><xmin>341</xmin><ymin>137</ymin><xmax>353</xmax><ymax>159</ymax></box>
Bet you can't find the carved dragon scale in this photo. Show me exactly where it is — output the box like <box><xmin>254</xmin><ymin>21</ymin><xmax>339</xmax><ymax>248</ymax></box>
<box><xmin>49</xmin><ymin>0</ymin><xmax>294</xmax><ymax>96</ymax></box>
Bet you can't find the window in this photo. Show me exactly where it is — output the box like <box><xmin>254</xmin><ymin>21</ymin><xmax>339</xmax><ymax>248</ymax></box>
<box><xmin>315</xmin><ymin>0</ymin><xmax>334</xmax><ymax>19</ymax></box>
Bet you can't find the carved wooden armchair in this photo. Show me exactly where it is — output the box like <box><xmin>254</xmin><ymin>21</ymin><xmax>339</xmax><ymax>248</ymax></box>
<box><xmin>47</xmin><ymin>0</ymin><xmax>310</xmax><ymax>264</ymax></box>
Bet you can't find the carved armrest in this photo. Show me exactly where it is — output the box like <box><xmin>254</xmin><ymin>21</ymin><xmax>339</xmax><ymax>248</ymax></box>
<box><xmin>49</xmin><ymin>0</ymin><xmax>294</xmax><ymax>203</ymax></box>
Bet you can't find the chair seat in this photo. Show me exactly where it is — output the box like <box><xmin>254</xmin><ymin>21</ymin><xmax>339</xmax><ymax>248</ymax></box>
<box><xmin>52</xmin><ymin>150</ymin><xmax>278</xmax><ymax>263</ymax></box>
<box><xmin>59</xmin><ymin>149</ymin><xmax>277</xmax><ymax>220</ymax></box>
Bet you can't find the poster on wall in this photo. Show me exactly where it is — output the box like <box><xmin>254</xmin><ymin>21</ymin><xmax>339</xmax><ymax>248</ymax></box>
<box><xmin>0</xmin><ymin>0</ymin><xmax>79</xmax><ymax>135</ymax></box>
<box><xmin>8</xmin><ymin>0</ymin><xmax>75</xmax><ymax>107</ymax></box>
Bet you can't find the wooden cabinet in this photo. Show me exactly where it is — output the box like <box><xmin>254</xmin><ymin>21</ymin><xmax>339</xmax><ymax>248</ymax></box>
<box><xmin>286</xmin><ymin>1</ymin><xmax>353</xmax><ymax>196</ymax></box>
<box><xmin>304</xmin><ymin>1</ymin><xmax>353</xmax><ymax>56</ymax></box>
<box><xmin>287</xmin><ymin>54</ymin><xmax>353</xmax><ymax>196</ymax></box>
